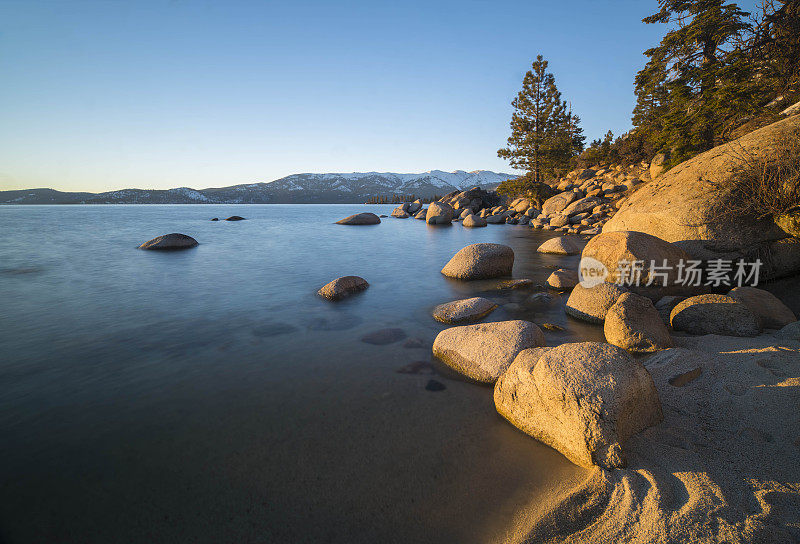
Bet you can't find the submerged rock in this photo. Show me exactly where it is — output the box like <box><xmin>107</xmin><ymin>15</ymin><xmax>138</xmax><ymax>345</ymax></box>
<box><xmin>317</xmin><ymin>276</ymin><xmax>369</xmax><ymax>301</ymax></box>
<box><xmin>432</xmin><ymin>297</ymin><xmax>497</xmax><ymax>324</ymax></box>
<box><xmin>361</xmin><ymin>328</ymin><xmax>407</xmax><ymax>345</ymax></box>
<box><xmin>440</xmin><ymin>243</ymin><xmax>514</xmax><ymax>280</ymax></box>
<box><xmin>336</xmin><ymin>212</ymin><xmax>381</xmax><ymax>225</ymax></box>
<box><xmin>138</xmin><ymin>233</ymin><xmax>198</xmax><ymax>250</ymax></box>
<box><xmin>425</xmin><ymin>379</ymin><xmax>447</xmax><ymax>392</ymax></box>
<box><xmin>432</xmin><ymin>320</ymin><xmax>545</xmax><ymax>383</ymax></box>
<box><xmin>604</xmin><ymin>292</ymin><xmax>673</xmax><ymax>353</ymax></box>
<box><xmin>494</xmin><ymin>342</ymin><xmax>663</xmax><ymax>468</ymax></box>
<box><xmin>670</xmin><ymin>294</ymin><xmax>760</xmax><ymax>337</ymax></box>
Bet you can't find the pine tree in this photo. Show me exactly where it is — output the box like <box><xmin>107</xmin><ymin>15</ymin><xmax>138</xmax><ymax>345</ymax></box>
<box><xmin>633</xmin><ymin>0</ymin><xmax>752</xmax><ymax>163</ymax></box>
<box><xmin>498</xmin><ymin>55</ymin><xmax>584</xmax><ymax>184</ymax></box>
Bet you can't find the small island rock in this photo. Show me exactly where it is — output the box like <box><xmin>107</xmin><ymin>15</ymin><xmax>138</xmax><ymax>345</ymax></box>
<box><xmin>138</xmin><ymin>233</ymin><xmax>199</xmax><ymax>250</ymax></box>
<box><xmin>336</xmin><ymin>212</ymin><xmax>381</xmax><ymax>225</ymax></box>
<box><xmin>317</xmin><ymin>276</ymin><xmax>369</xmax><ymax>301</ymax></box>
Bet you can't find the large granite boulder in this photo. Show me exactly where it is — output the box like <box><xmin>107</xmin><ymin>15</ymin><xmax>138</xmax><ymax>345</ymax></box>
<box><xmin>542</xmin><ymin>192</ymin><xmax>578</xmax><ymax>215</ymax></box>
<box><xmin>727</xmin><ymin>287</ymin><xmax>797</xmax><ymax>330</ymax></box>
<box><xmin>537</xmin><ymin>236</ymin><xmax>583</xmax><ymax>255</ymax></box>
<box><xmin>494</xmin><ymin>342</ymin><xmax>662</xmax><ymax>468</ymax></box>
<box><xmin>670</xmin><ymin>294</ymin><xmax>760</xmax><ymax>336</ymax></box>
<box><xmin>566</xmin><ymin>282</ymin><xmax>628</xmax><ymax>324</ymax></box>
<box><xmin>604</xmin><ymin>115</ymin><xmax>800</xmax><ymax>280</ymax></box>
<box><xmin>432</xmin><ymin>320</ymin><xmax>545</xmax><ymax>383</ymax></box>
<box><xmin>562</xmin><ymin>197</ymin><xmax>604</xmax><ymax>217</ymax></box>
<box><xmin>138</xmin><ymin>233</ymin><xmax>198</xmax><ymax>250</ymax></box>
<box><xmin>604</xmin><ymin>292</ymin><xmax>673</xmax><ymax>353</ymax></box>
<box><xmin>441</xmin><ymin>243</ymin><xmax>514</xmax><ymax>280</ymax></box>
<box><xmin>462</xmin><ymin>214</ymin><xmax>487</xmax><ymax>228</ymax></box>
<box><xmin>407</xmin><ymin>200</ymin><xmax>423</xmax><ymax>214</ymax></box>
<box><xmin>426</xmin><ymin>202</ymin><xmax>454</xmax><ymax>225</ymax></box>
<box><xmin>432</xmin><ymin>297</ymin><xmax>498</xmax><ymax>324</ymax></box>
<box><xmin>580</xmin><ymin>231</ymin><xmax>694</xmax><ymax>299</ymax></box>
<box><xmin>317</xmin><ymin>276</ymin><xmax>369</xmax><ymax>301</ymax></box>
<box><xmin>336</xmin><ymin>212</ymin><xmax>381</xmax><ymax>225</ymax></box>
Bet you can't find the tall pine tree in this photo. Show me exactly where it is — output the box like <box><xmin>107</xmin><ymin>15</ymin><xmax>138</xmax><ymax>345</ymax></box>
<box><xmin>498</xmin><ymin>55</ymin><xmax>584</xmax><ymax>184</ymax></box>
<box><xmin>633</xmin><ymin>0</ymin><xmax>752</xmax><ymax>164</ymax></box>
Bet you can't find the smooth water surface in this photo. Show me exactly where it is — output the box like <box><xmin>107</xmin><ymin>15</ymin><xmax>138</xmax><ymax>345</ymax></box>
<box><xmin>0</xmin><ymin>205</ymin><xmax>603</xmax><ymax>544</ymax></box>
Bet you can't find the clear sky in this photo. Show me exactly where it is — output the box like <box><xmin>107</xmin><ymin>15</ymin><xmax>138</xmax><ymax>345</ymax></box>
<box><xmin>0</xmin><ymin>0</ymin><xmax>756</xmax><ymax>192</ymax></box>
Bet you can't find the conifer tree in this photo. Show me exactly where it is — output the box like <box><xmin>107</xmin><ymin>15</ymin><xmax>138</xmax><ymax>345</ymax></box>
<box><xmin>633</xmin><ymin>0</ymin><xmax>752</xmax><ymax>163</ymax></box>
<box><xmin>498</xmin><ymin>55</ymin><xmax>584</xmax><ymax>184</ymax></box>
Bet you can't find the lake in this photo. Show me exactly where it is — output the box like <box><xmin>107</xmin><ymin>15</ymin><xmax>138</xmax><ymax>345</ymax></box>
<box><xmin>0</xmin><ymin>204</ymin><xmax>608</xmax><ymax>543</ymax></box>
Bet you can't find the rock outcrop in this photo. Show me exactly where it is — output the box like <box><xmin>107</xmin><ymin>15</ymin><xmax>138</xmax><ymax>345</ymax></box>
<box><xmin>494</xmin><ymin>342</ymin><xmax>663</xmax><ymax>468</ymax></box>
<box><xmin>440</xmin><ymin>243</ymin><xmax>514</xmax><ymax>280</ymax></box>
<box><xmin>138</xmin><ymin>233</ymin><xmax>198</xmax><ymax>250</ymax></box>
<box><xmin>604</xmin><ymin>115</ymin><xmax>800</xmax><ymax>280</ymax></box>
<box><xmin>432</xmin><ymin>320</ymin><xmax>545</xmax><ymax>383</ymax></box>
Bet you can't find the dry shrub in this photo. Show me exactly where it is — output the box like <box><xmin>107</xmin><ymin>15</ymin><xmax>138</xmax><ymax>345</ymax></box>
<box><xmin>714</xmin><ymin>132</ymin><xmax>800</xmax><ymax>223</ymax></box>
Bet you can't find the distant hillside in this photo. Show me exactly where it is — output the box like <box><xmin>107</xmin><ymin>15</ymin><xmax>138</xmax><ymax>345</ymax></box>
<box><xmin>0</xmin><ymin>170</ymin><xmax>516</xmax><ymax>204</ymax></box>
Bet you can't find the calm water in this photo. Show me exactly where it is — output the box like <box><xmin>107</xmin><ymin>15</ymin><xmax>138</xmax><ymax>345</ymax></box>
<box><xmin>0</xmin><ymin>204</ymin><xmax>605</xmax><ymax>544</ymax></box>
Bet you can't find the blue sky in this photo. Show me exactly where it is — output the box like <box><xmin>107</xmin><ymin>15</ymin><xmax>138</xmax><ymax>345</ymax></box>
<box><xmin>0</xmin><ymin>0</ymin><xmax>755</xmax><ymax>192</ymax></box>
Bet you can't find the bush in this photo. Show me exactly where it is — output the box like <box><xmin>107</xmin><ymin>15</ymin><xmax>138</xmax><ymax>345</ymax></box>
<box><xmin>713</xmin><ymin>133</ymin><xmax>800</xmax><ymax>228</ymax></box>
<box><xmin>496</xmin><ymin>173</ymin><xmax>557</xmax><ymax>208</ymax></box>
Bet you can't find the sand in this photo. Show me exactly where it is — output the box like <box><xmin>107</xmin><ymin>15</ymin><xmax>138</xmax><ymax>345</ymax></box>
<box><xmin>498</xmin><ymin>330</ymin><xmax>800</xmax><ymax>543</ymax></box>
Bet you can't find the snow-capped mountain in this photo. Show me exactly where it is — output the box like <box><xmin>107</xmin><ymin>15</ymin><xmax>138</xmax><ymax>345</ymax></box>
<box><xmin>0</xmin><ymin>170</ymin><xmax>517</xmax><ymax>204</ymax></box>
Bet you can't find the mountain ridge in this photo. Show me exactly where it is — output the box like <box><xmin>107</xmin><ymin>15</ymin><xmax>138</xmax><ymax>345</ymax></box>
<box><xmin>0</xmin><ymin>170</ymin><xmax>517</xmax><ymax>204</ymax></box>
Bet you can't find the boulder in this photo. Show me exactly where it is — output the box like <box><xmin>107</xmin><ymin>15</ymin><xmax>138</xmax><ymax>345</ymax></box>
<box><xmin>432</xmin><ymin>320</ymin><xmax>545</xmax><ymax>383</ymax></box>
<box><xmin>407</xmin><ymin>200</ymin><xmax>423</xmax><ymax>214</ymax></box>
<box><xmin>225</xmin><ymin>216</ymin><xmax>246</xmax><ymax>221</ymax></box>
<box><xmin>494</xmin><ymin>342</ymin><xmax>662</xmax><ymax>468</ymax></box>
<box><xmin>546</xmin><ymin>269</ymin><xmax>578</xmax><ymax>290</ymax></box>
<box><xmin>441</xmin><ymin>243</ymin><xmax>514</xmax><ymax>280</ymax></box>
<box><xmin>604</xmin><ymin>293</ymin><xmax>673</xmax><ymax>353</ymax></box>
<box><xmin>580</xmin><ymin>231</ymin><xmax>695</xmax><ymax>298</ymax></box>
<box><xmin>391</xmin><ymin>207</ymin><xmax>410</xmax><ymax>218</ymax></box>
<box><xmin>654</xmin><ymin>296</ymin><xmax>686</xmax><ymax>326</ymax></box>
<box><xmin>432</xmin><ymin>297</ymin><xmax>498</xmax><ymax>324</ymax></box>
<box><xmin>211</xmin><ymin>217</ymin><xmax>219</xmax><ymax>221</ymax></box>
<box><xmin>426</xmin><ymin>202</ymin><xmax>454</xmax><ymax>225</ymax></box>
<box><xmin>565</xmin><ymin>282</ymin><xmax>628</xmax><ymax>324</ymax></box>
<box><xmin>604</xmin><ymin>115</ymin><xmax>800</xmax><ymax>280</ymax></box>
<box><xmin>537</xmin><ymin>236</ymin><xmax>583</xmax><ymax>255</ymax></box>
<box><xmin>485</xmin><ymin>214</ymin><xmax>505</xmax><ymax>224</ymax></box>
<box><xmin>513</xmin><ymin>199</ymin><xmax>531</xmax><ymax>213</ymax></box>
<box><xmin>549</xmin><ymin>214</ymin><xmax>570</xmax><ymax>228</ymax></box>
<box><xmin>562</xmin><ymin>197</ymin><xmax>604</xmax><ymax>217</ymax></box>
<box><xmin>317</xmin><ymin>276</ymin><xmax>369</xmax><ymax>301</ymax></box>
<box><xmin>670</xmin><ymin>294</ymin><xmax>760</xmax><ymax>336</ymax></box>
<box><xmin>414</xmin><ymin>210</ymin><xmax>427</xmax><ymax>220</ymax></box>
<box><xmin>542</xmin><ymin>192</ymin><xmax>578</xmax><ymax>215</ymax></box>
<box><xmin>336</xmin><ymin>212</ymin><xmax>381</xmax><ymax>225</ymax></box>
<box><xmin>138</xmin><ymin>233</ymin><xmax>198</xmax><ymax>250</ymax></box>
<box><xmin>776</xmin><ymin>321</ymin><xmax>800</xmax><ymax>341</ymax></box>
<box><xmin>727</xmin><ymin>286</ymin><xmax>797</xmax><ymax>329</ymax></box>
<box><xmin>649</xmin><ymin>153</ymin><xmax>668</xmax><ymax>179</ymax></box>
<box><xmin>462</xmin><ymin>214</ymin><xmax>487</xmax><ymax>228</ymax></box>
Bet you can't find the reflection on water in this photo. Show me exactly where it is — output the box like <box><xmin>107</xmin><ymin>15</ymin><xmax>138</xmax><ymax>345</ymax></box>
<box><xmin>0</xmin><ymin>204</ymin><xmax>597</xmax><ymax>544</ymax></box>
